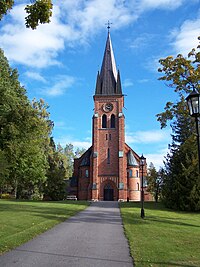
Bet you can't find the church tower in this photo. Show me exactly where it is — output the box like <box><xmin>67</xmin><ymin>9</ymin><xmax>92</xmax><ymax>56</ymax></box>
<box><xmin>91</xmin><ymin>32</ymin><xmax>126</xmax><ymax>201</ymax></box>
<box><xmin>71</xmin><ymin>31</ymin><xmax>144</xmax><ymax>202</ymax></box>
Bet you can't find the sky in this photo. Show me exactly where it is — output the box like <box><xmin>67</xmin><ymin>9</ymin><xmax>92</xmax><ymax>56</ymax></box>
<box><xmin>0</xmin><ymin>0</ymin><xmax>200</xmax><ymax>169</ymax></box>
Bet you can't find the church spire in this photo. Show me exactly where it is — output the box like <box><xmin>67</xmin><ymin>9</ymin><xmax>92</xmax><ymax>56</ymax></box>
<box><xmin>95</xmin><ymin>32</ymin><xmax>122</xmax><ymax>95</ymax></box>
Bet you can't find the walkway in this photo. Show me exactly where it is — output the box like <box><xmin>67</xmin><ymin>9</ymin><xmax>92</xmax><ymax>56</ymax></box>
<box><xmin>0</xmin><ymin>201</ymin><xmax>133</xmax><ymax>267</ymax></box>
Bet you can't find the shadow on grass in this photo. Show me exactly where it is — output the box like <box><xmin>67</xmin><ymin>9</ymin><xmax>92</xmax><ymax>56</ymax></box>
<box><xmin>120</xmin><ymin>202</ymin><xmax>200</xmax><ymax>228</ymax></box>
<box><xmin>0</xmin><ymin>200</ymin><xmax>123</xmax><ymax>225</ymax></box>
<box><xmin>0</xmin><ymin>200</ymin><xmax>90</xmax><ymax>222</ymax></box>
<box><xmin>135</xmin><ymin>260</ymin><xmax>196</xmax><ymax>267</ymax></box>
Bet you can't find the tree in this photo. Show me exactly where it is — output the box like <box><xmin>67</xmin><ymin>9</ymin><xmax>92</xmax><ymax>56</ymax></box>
<box><xmin>0</xmin><ymin>0</ymin><xmax>53</xmax><ymax>29</ymax></box>
<box><xmin>0</xmin><ymin>48</ymin><xmax>52</xmax><ymax>198</ymax></box>
<box><xmin>146</xmin><ymin>163</ymin><xmax>162</xmax><ymax>202</ymax></box>
<box><xmin>44</xmin><ymin>138</ymin><xmax>67</xmax><ymax>200</ymax></box>
<box><xmin>74</xmin><ymin>147</ymin><xmax>86</xmax><ymax>159</ymax></box>
<box><xmin>64</xmin><ymin>143</ymin><xmax>74</xmax><ymax>179</ymax></box>
<box><xmin>157</xmin><ymin>36</ymin><xmax>200</xmax><ymax>211</ymax></box>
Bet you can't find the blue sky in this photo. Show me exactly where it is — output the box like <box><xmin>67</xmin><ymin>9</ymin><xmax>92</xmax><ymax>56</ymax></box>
<box><xmin>0</xmin><ymin>0</ymin><xmax>200</xmax><ymax>169</ymax></box>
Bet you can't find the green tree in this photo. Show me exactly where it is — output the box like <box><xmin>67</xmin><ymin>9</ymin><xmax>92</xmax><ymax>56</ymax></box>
<box><xmin>0</xmin><ymin>150</ymin><xmax>9</xmax><ymax>196</ymax></box>
<box><xmin>157</xmin><ymin>36</ymin><xmax>200</xmax><ymax>211</ymax></box>
<box><xmin>44</xmin><ymin>138</ymin><xmax>67</xmax><ymax>200</ymax></box>
<box><xmin>0</xmin><ymin>48</ymin><xmax>52</xmax><ymax>198</ymax></box>
<box><xmin>162</xmin><ymin>136</ymin><xmax>200</xmax><ymax>210</ymax></box>
<box><xmin>74</xmin><ymin>147</ymin><xmax>86</xmax><ymax>159</ymax></box>
<box><xmin>146</xmin><ymin>163</ymin><xmax>162</xmax><ymax>202</ymax></box>
<box><xmin>64</xmin><ymin>143</ymin><xmax>74</xmax><ymax>179</ymax></box>
<box><xmin>0</xmin><ymin>0</ymin><xmax>53</xmax><ymax>29</ymax></box>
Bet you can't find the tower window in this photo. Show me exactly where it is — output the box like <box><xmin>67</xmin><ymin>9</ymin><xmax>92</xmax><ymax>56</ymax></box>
<box><xmin>85</xmin><ymin>169</ymin><xmax>89</xmax><ymax>177</ymax></box>
<box><xmin>111</xmin><ymin>114</ymin><xmax>115</xmax><ymax>128</ymax></box>
<box><xmin>136</xmin><ymin>170</ymin><xmax>139</xmax><ymax>177</ymax></box>
<box><xmin>107</xmin><ymin>148</ymin><xmax>110</xmax><ymax>164</ymax></box>
<box><xmin>102</xmin><ymin>114</ymin><xmax>107</xmax><ymax>128</ymax></box>
<box><xmin>109</xmin><ymin>134</ymin><xmax>111</xmax><ymax>140</ymax></box>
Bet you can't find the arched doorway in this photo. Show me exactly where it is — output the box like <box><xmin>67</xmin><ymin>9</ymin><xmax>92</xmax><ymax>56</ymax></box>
<box><xmin>104</xmin><ymin>184</ymin><xmax>114</xmax><ymax>201</ymax></box>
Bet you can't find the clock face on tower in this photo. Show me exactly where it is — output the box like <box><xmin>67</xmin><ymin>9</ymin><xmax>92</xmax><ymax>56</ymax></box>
<box><xmin>102</xmin><ymin>103</ymin><xmax>113</xmax><ymax>112</ymax></box>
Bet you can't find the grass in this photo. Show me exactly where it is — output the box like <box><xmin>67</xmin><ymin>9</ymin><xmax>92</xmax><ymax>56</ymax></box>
<box><xmin>0</xmin><ymin>199</ymin><xmax>89</xmax><ymax>255</ymax></box>
<box><xmin>120</xmin><ymin>202</ymin><xmax>200</xmax><ymax>267</ymax></box>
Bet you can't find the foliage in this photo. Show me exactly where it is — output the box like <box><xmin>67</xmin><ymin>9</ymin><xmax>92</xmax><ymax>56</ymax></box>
<box><xmin>0</xmin><ymin>0</ymin><xmax>14</xmax><ymax>20</ymax></box>
<box><xmin>162</xmin><ymin>136</ymin><xmax>200</xmax><ymax>211</ymax></box>
<box><xmin>0</xmin><ymin>0</ymin><xmax>53</xmax><ymax>30</ymax></box>
<box><xmin>146</xmin><ymin>163</ymin><xmax>163</xmax><ymax>202</ymax></box>
<box><xmin>0</xmin><ymin>48</ymin><xmax>52</xmax><ymax>199</ymax></box>
<box><xmin>44</xmin><ymin>138</ymin><xmax>67</xmax><ymax>201</ymax></box>
<box><xmin>157</xmin><ymin>36</ymin><xmax>200</xmax><ymax>211</ymax></box>
<box><xmin>0</xmin><ymin>199</ymin><xmax>89</xmax><ymax>254</ymax></box>
<box><xmin>25</xmin><ymin>0</ymin><xmax>53</xmax><ymax>30</ymax></box>
<box><xmin>120</xmin><ymin>202</ymin><xmax>200</xmax><ymax>267</ymax></box>
<box><xmin>64</xmin><ymin>143</ymin><xmax>86</xmax><ymax>179</ymax></box>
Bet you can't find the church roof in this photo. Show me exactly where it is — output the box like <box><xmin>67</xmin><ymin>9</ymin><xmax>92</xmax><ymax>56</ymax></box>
<box><xmin>95</xmin><ymin>32</ymin><xmax>122</xmax><ymax>96</ymax></box>
<box><xmin>80</xmin><ymin>147</ymin><xmax>92</xmax><ymax>166</ymax></box>
<box><xmin>127</xmin><ymin>150</ymin><xmax>139</xmax><ymax>167</ymax></box>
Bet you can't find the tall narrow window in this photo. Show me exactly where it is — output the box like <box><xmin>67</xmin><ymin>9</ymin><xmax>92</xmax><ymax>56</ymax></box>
<box><xmin>137</xmin><ymin>182</ymin><xmax>139</xmax><ymax>191</ymax></box>
<box><xmin>102</xmin><ymin>114</ymin><xmax>107</xmax><ymax>128</ymax></box>
<box><xmin>136</xmin><ymin>170</ymin><xmax>139</xmax><ymax>177</ymax></box>
<box><xmin>85</xmin><ymin>169</ymin><xmax>89</xmax><ymax>177</ymax></box>
<box><xmin>111</xmin><ymin>114</ymin><xmax>115</xmax><ymax>128</ymax></box>
<box><xmin>107</xmin><ymin>148</ymin><xmax>110</xmax><ymax>164</ymax></box>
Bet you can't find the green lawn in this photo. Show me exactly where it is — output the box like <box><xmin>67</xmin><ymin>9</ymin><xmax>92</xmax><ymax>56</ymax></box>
<box><xmin>120</xmin><ymin>202</ymin><xmax>200</xmax><ymax>267</ymax></box>
<box><xmin>0</xmin><ymin>199</ymin><xmax>89</xmax><ymax>255</ymax></box>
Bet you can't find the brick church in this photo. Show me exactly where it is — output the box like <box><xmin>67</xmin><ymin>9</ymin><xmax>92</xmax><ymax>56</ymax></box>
<box><xmin>70</xmin><ymin>31</ymin><xmax>147</xmax><ymax>201</ymax></box>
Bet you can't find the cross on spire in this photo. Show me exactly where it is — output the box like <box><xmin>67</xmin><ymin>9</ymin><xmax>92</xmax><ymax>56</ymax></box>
<box><xmin>105</xmin><ymin>20</ymin><xmax>112</xmax><ymax>32</ymax></box>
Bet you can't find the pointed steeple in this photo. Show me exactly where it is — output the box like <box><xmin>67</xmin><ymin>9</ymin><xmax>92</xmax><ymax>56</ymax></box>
<box><xmin>95</xmin><ymin>32</ymin><xmax>122</xmax><ymax>95</ymax></box>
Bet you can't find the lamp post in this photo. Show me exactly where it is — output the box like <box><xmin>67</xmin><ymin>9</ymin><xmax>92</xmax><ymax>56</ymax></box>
<box><xmin>186</xmin><ymin>89</ymin><xmax>200</xmax><ymax>173</ymax></box>
<box><xmin>140</xmin><ymin>154</ymin><xmax>146</xmax><ymax>219</ymax></box>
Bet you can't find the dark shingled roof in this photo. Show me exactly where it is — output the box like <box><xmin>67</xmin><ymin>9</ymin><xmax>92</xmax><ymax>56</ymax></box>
<box><xmin>95</xmin><ymin>32</ymin><xmax>122</xmax><ymax>96</ymax></box>
<box><xmin>80</xmin><ymin>147</ymin><xmax>92</xmax><ymax>166</ymax></box>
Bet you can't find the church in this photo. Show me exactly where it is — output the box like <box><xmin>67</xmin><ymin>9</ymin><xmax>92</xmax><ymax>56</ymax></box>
<box><xmin>70</xmin><ymin>31</ymin><xmax>147</xmax><ymax>201</ymax></box>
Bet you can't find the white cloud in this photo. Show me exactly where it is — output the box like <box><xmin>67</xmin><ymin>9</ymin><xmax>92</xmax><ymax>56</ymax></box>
<box><xmin>0</xmin><ymin>0</ymin><xmax>187</xmax><ymax>68</ymax></box>
<box><xmin>0</xmin><ymin>4</ymin><xmax>70</xmax><ymax>68</ymax></box>
<box><xmin>171</xmin><ymin>18</ymin><xmax>200</xmax><ymax>56</ymax></box>
<box><xmin>54</xmin><ymin>135</ymin><xmax>91</xmax><ymax>150</ymax></box>
<box><xmin>42</xmin><ymin>75</ymin><xmax>76</xmax><ymax>96</ymax></box>
<box><xmin>138</xmin><ymin>0</ymin><xmax>184</xmax><ymax>10</ymax></box>
<box><xmin>25</xmin><ymin>71</ymin><xmax>46</xmax><ymax>82</ymax></box>
<box><xmin>126</xmin><ymin>129</ymin><xmax>170</xmax><ymax>144</ymax></box>
<box><xmin>146</xmin><ymin>147</ymin><xmax>169</xmax><ymax>169</ymax></box>
<box><xmin>123</xmin><ymin>78</ymin><xmax>134</xmax><ymax>88</ymax></box>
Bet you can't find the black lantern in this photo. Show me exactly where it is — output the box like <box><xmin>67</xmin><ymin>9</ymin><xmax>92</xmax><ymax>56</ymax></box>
<box><xmin>186</xmin><ymin>89</ymin><xmax>200</xmax><ymax>117</ymax></box>
<box><xmin>140</xmin><ymin>154</ymin><xmax>146</xmax><ymax>219</ymax></box>
<box><xmin>186</xmin><ymin>89</ymin><xmax>200</xmax><ymax>173</ymax></box>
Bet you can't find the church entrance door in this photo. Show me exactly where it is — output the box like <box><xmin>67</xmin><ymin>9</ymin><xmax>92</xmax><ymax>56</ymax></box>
<box><xmin>104</xmin><ymin>184</ymin><xmax>114</xmax><ymax>201</ymax></box>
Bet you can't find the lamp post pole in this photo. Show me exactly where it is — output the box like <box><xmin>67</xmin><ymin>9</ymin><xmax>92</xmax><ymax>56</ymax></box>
<box><xmin>195</xmin><ymin>116</ymin><xmax>200</xmax><ymax>173</ymax></box>
<box><xmin>140</xmin><ymin>154</ymin><xmax>146</xmax><ymax>219</ymax></box>
<box><xmin>186</xmin><ymin>89</ymin><xmax>200</xmax><ymax>173</ymax></box>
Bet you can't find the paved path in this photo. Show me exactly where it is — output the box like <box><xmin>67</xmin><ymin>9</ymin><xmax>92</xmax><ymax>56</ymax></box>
<box><xmin>0</xmin><ymin>201</ymin><xmax>133</xmax><ymax>267</ymax></box>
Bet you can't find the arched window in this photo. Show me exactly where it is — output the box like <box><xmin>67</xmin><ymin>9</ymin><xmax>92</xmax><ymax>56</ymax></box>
<box><xmin>111</xmin><ymin>114</ymin><xmax>115</xmax><ymax>128</ymax></box>
<box><xmin>102</xmin><ymin>114</ymin><xmax>107</xmax><ymax>128</ymax></box>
